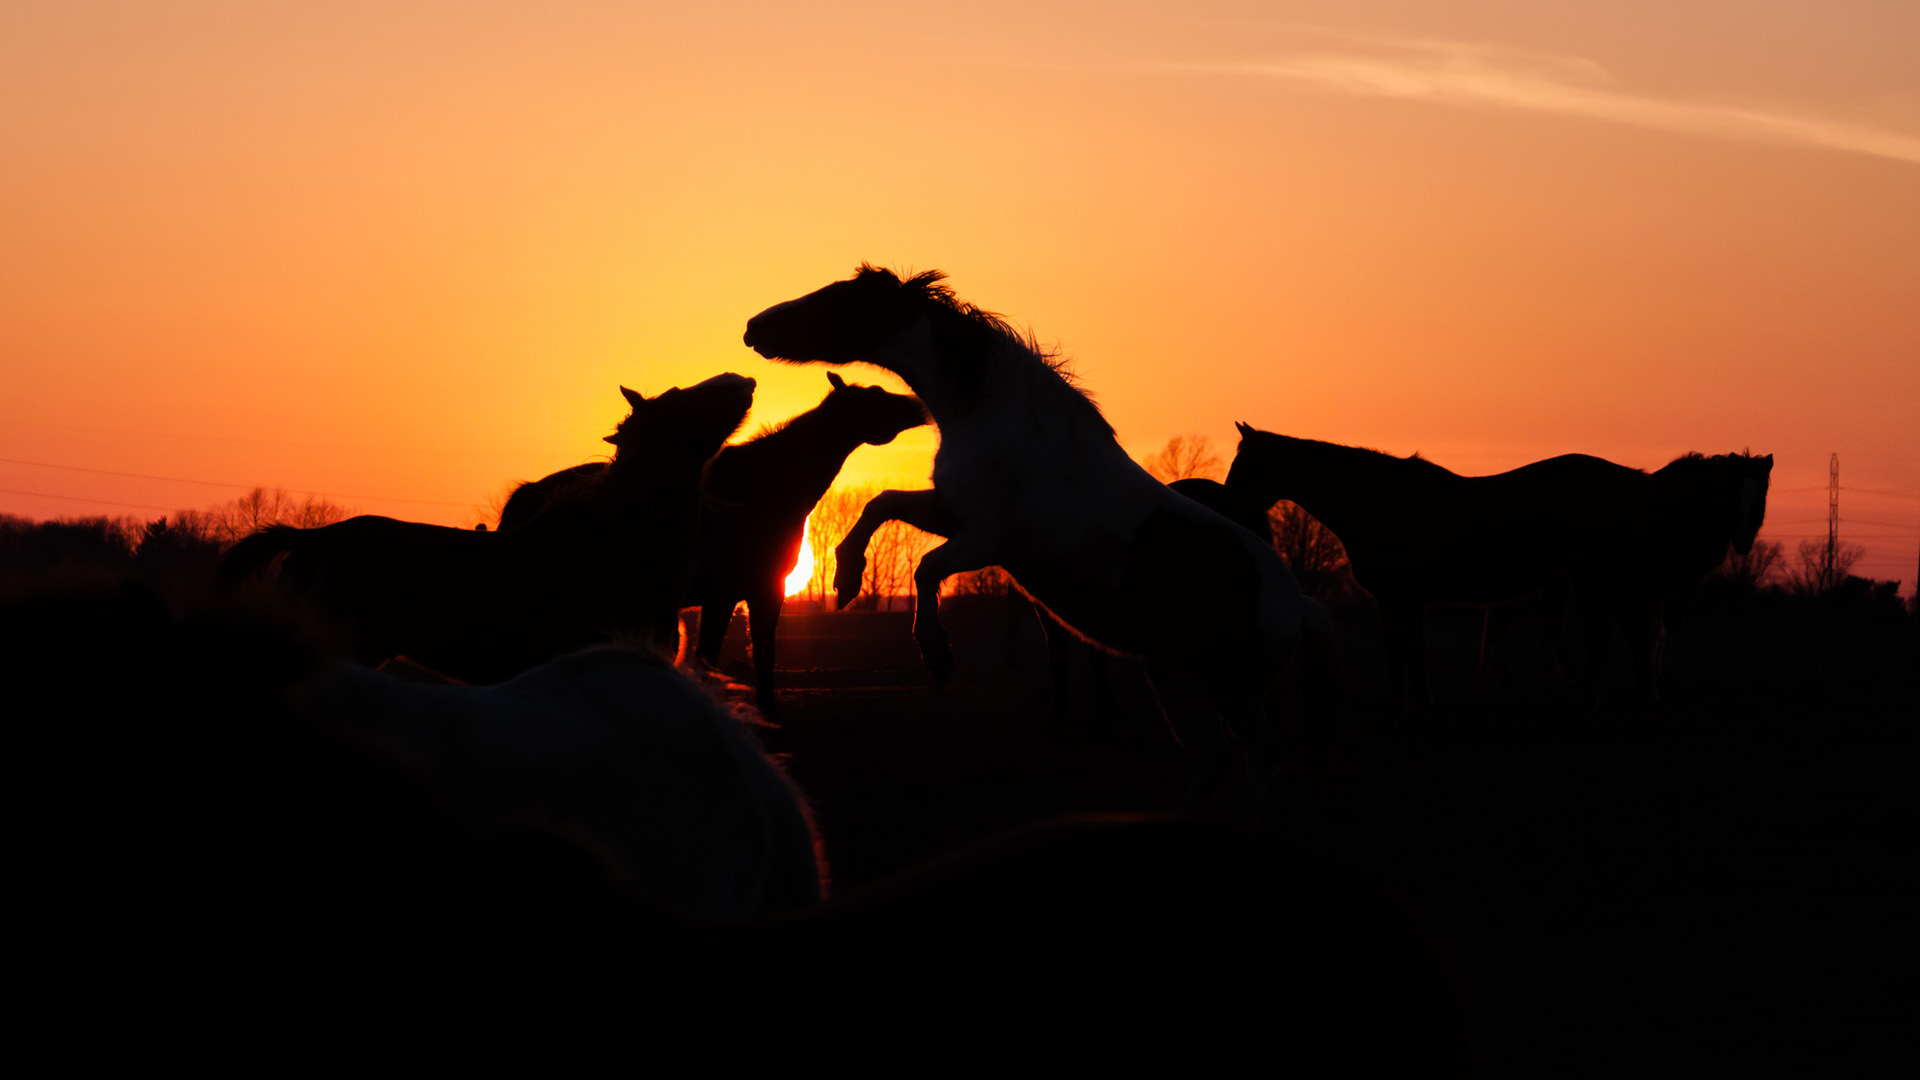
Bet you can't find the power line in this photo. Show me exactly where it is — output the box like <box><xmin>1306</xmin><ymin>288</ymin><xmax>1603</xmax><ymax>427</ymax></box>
<box><xmin>0</xmin><ymin>455</ymin><xmax>477</xmax><ymax>508</ymax></box>
<box><xmin>0</xmin><ymin>487</ymin><xmax>182</xmax><ymax>513</ymax></box>
<box><xmin>1772</xmin><ymin>485</ymin><xmax>1919</xmax><ymax>499</ymax></box>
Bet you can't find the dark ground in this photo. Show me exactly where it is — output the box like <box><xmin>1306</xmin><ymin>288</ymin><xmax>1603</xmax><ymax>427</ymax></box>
<box><xmin>696</xmin><ymin>592</ymin><xmax>1919</xmax><ymax>1077</ymax></box>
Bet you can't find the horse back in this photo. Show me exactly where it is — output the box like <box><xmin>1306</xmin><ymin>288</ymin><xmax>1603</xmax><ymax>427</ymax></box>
<box><xmin>1351</xmin><ymin>454</ymin><xmax>1653</xmax><ymax>602</ymax></box>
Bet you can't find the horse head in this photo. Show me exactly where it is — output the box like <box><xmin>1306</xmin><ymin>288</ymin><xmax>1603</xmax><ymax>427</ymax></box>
<box><xmin>816</xmin><ymin>371</ymin><xmax>928</xmax><ymax>447</ymax></box>
<box><xmin>743</xmin><ymin>264</ymin><xmax>941</xmax><ymax>365</ymax></box>
<box><xmin>1728</xmin><ymin>452</ymin><xmax>1773</xmax><ymax>555</ymax></box>
<box><xmin>605</xmin><ymin>372</ymin><xmax>755</xmax><ymax>478</ymax></box>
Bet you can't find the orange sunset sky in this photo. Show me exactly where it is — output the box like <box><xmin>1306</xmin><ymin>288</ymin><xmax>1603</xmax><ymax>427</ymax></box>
<box><xmin>4</xmin><ymin>2</ymin><xmax>1917</xmax><ymax>593</ymax></box>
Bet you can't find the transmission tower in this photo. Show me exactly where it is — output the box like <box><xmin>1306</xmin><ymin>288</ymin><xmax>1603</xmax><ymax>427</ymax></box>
<box><xmin>1827</xmin><ymin>452</ymin><xmax>1840</xmax><ymax>586</ymax></box>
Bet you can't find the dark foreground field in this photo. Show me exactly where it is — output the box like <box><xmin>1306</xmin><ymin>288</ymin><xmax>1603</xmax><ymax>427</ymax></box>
<box><xmin>702</xmin><ymin>593</ymin><xmax>1919</xmax><ymax>1076</ymax></box>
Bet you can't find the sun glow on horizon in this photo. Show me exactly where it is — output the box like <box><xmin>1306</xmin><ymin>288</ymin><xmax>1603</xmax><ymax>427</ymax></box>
<box><xmin>784</xmin><ymin>518</ymin><xmax>815</xmax><ymax>597</ymax></box>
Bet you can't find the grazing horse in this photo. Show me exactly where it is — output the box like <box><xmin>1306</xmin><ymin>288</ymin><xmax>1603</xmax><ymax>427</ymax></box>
<box><xmin>1225</xmin><ymin>424</ymin><xmax>1658</xmax><ymax>713</ymax></box>
<box><xmin>219</xmin><ymin>374</ymin><xmax>755</xmax><ymax>683</ymax></box>
<box><xmin>499</xmin><ymin>373</ymin><xmax>927</xmax><ymax>716</ymax></box>
<box><xmin>744</xmin><ymin>265</ymin><xmax>1323</xmax><ymax>815</ymax></box>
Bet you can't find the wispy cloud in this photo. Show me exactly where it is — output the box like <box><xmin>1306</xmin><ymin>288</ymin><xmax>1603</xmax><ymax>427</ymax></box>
<box><xmin>1187</xmin><ymin>38</ymin><xmax>1920</xmax><ymax>168</ymax></box>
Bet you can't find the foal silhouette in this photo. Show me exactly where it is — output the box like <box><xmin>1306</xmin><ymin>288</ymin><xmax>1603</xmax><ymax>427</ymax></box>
<box><xmin>501</xmin><ymin>373</ymin><xmax>927</xmax><ymax>716</ymax></box>
<box><xmin>220</xmin><ymin>374</ymin><xmax>755</xmax><ymax>683</ymax></box>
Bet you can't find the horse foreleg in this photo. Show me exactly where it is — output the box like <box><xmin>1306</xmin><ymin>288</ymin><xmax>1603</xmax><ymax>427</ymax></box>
<box><xmin>746</xmin><ymin>582</ymin><xmax>785</xmax><ymax>718</ymax></box>
<box><xmin>832</xmin><ymin>489</ymin><xmax>956</xmax><ymax>609</ymax></box>
<box><xmin>696</xmin><ymin>599</ymin><xmax>734</xmax><ymax>668</ymax></box>
<box><xmin>1033</xmin><ymin>605</ymin><xmax>1074</xmax><ymax>721</ymax></box>
<box><xmin>1378</xmin><ymin>596</ymin><xmax>1430</xmax><ymax>723</ymax></box>
<box><xmin>1145</xmin><ymin>663</ymin><xmax>1238</xmax><ymax>819</ymax></box>
<box><xmin>1477</xmin><ymin>604</ymin><xmax>1514</xmax><ymax>685</ymax></box>
<box><xmin>1538</xmin><ymin>577</ymin><xmax>1574</xmax><ymax>684</ymax></box>
<box><xmin>909</xmin><ymin>535</ymin><xmax>994</xmax><ymax>689</ymax></box>
<box><xmin>1569</xmin><ymin>571</ymin><xmax>1614</xmax><ymax>709</ymax></box>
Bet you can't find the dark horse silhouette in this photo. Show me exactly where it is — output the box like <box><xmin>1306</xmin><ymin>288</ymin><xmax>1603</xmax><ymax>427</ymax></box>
<box><xmin>10</xmin><ymin>575</ymin><xmax>1462</xmax><ymax>1073</ymax></box>
<box><xmin>219</xmin><ymin>374</ymin><xmax>755</xmax><ymax>683</ymax></box>
<box><xmin>745</xmin><ymin>265</ymin><xmax>1331</xmax><ymax>816</ymax></box>
<box><xmin>1639</xmin><ymin>450</ymin><xmax>1773</xmax><ymax>673</ymax></box>
<box><xmin>1225</xmin><ymin>425</ymin><xmax>1662</xmax><ymax>713</ymax></box>
<box><xmin>1020</xmin><ymin>477</ymin><xmax>1276</xmax><ymax>727</ymax></box>
<box><xmin>499</xmin><ymin>373</ymin><xmax>927</xmax><ymax>716</ymax></box>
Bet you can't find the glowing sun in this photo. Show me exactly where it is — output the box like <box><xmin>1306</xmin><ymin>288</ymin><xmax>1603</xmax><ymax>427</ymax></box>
<box><xmin>784</xmin><ymin>518</ymin><xmax>814</xmax><ymax>597</ymax></box>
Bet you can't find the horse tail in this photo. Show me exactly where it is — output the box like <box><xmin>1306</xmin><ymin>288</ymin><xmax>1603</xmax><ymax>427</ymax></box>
<box><xmin>497</xmin><ymin>480</ymin><xmax>545</xmax><ymax>531</ymax></box>
<box><xmin>217</xmin><ymin>525</ymin><xmax>304</xmax><ymax>589</ymax></box>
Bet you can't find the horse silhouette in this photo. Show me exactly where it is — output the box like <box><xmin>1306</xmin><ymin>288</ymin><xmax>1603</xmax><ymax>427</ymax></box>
<box><xmin>10</xmin><ymin>577</ymin><xmax>1459</xmax><ymax>1072</ymax></box>
<box><xmin>745</xmin><ymin>265</ymin><xmax>1331</xmax><ymax>816</ymax></box>
<box><xmin>306</xmin><ymin>645</ymin><xmax>824</xmax><ymax>920</ymax></box>
<box><xmin>219</xmin><ymin>374</ymin><xmax>755</xmax><ymax>683</ymax></box>
<box><xmin>1225</xmin><ymin>424</ymin><xmax>1660</xmax><ymax>714</ymax></box>
<box><xmin>1640</xmin><ymin>451</ymin><xmax>1773</xmax><ymax>675</ymax></box>
<box><xmin>500</xmin><ymin>373</ymin><xmax>927</xmax><ymax>716</ymax></box>
<box><xmin>1023</xmin><ymin>478</ymin><xmax>1276</xmax><ymax>729</ymax></box>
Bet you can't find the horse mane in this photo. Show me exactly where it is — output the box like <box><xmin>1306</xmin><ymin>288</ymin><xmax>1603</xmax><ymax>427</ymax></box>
<box><xmin>868</xmin><ymin>264</ymin><xmax>1114</xmax><ymax>438</ymax></box>
<box><xmin>1654</xmin><ymin>451</ymin><xmax>1724</xmax><ymax>482</ymax></box>
<box><xmin>1250</xmin><ymin>429</ymin><xmax>1457</xmax><ymax>478</ymax></box>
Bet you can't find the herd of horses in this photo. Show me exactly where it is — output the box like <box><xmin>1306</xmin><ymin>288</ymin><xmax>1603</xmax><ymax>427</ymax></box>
<box><xmin>12</xmin><ymin>262</ymin><xmax>1773</xmax><ymax>1067</ymax></box>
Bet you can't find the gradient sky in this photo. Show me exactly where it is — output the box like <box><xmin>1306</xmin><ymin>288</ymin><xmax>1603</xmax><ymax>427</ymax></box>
<box><xmin>4</xmin><ymin>1</ymin><xmax>1917</xmax><ymax>590</ymax></box>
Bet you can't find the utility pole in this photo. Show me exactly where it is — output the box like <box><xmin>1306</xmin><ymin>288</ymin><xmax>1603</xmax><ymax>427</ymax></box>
<box><xmin>1827</xmin><ymin>452</ymin><xmax>1840</xmax><ymax>591</ymax></box>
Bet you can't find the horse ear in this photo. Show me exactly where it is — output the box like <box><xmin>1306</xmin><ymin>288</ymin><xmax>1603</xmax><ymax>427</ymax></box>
<box><xmin>1234</xmin><ymin>421</ymin><xmax>1253</xmax><ymax>438</ymax></box>
<box><xmin>620</xmin><ymin>386</ymin><xmax>645</xmax><ymax>408</ymax></box>
<box><xmin>828</xmin><ymin>372</ymin><xmax>847</xmax><ymax>391</ymax></box>
<box><xmin>1761</xmin><ymin>455</ymin><xmax>1774</xmax><ymax>473</ymax></box>
<box><xmin>603</xmin><ymin>433</ymin><xmax>620</xmax><ymax>445</ymax></box>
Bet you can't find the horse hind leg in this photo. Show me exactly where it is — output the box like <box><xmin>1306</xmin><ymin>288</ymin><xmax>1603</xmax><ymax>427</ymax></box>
<box><xmin>746</xmin><ymin>585</ymin><xmax>785</xmax><ymax>718</ymax></box>
<box><xmin>908</xmin><ymin>533</ymin><xmax>995</xmax><ymax>690</ymax></box>
<box><xmin>1146</xmin><ymin>662</ymin><xmax>1248</xmax><ymax>820</ymax></box>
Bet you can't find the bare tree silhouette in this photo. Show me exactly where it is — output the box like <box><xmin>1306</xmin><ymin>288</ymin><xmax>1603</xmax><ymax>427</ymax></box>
<box><xmin>1267</xmin><ymin>501</ymin><xmax>1361</xmax><ymax>603</ymax></box>
<box><xmin>1716</xmin><ymin>538</ymin><xmax>1784</xmax><ymax>591</ymax></box>
<box><xmin>802</xmin><ymin>485</ymin><xmax>940</xmax><ymax>610</ymax></box>
<box><xmin>1790</xmin><ymin>537</ymin><xmax>1864</xmax><ymax>597</ymax></box>
<box><xmin>1140</xmin><ymin>435</ymin><xmax>1223</xmax><ymax>483</ymax></box>
<box><xmin>948</xmin><ymin>565</ymin><xmax>1014</xmax><ymax>597</ymax></box>
<box><xmin>210</xmin><ymin>488</ymin><xmax>349</xmax><ymax>546</ymax></box>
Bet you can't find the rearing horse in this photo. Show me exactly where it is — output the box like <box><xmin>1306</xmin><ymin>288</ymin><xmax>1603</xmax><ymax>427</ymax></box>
<box><xmin>744</xmin><ymin>265</ymin><xmax>1324</xmax><ymax>815</ymax></box>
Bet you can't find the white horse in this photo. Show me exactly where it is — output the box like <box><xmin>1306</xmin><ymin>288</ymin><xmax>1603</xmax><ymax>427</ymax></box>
<box><xmin>744</xmin><ymin>265</ymin><xmax>1330</xmax><ymax>815</ymax></box>
<box><xmin>308</xmin><ymin>645</ymin><xmax>824</xmax><ymax>921</ymax></box>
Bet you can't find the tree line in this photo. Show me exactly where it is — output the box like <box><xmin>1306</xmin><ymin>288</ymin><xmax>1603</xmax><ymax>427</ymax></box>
<box><xmin>0</xmin><ymin>488</ymin><xmax>348</xmax><ymax>588</ymax></box>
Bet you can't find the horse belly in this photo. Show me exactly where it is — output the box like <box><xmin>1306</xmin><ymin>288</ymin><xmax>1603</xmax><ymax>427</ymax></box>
<box><xmin>1007</xmin><ymin>508</ymin><xmax>1279</xmax><ymax>667</ymax></box>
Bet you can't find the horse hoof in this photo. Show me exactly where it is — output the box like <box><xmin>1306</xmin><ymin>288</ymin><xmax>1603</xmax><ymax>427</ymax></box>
<box><xmin>921</xmin><ymin>642</ymin><xmax>955</xmax><ymax>689</ymax></box>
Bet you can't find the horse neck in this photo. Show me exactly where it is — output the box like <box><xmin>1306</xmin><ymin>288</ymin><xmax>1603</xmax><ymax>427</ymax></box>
<box><xmin>866</xmin><ymin>305</ymin><xmax>1000</xmax><ymax>428</ymax></box>
<box><xmin>1233</xmin><ymin>438</ymin><xmax>1379</xmax><ymax>536</ymax></box>
<box><xmin>715</xmin><ymin>408</ymin><xmax>868</xmax><ymax>508</ymax></box>
<box><xmin>603</xmin><ymin>446</ymin><xmax>708</xmax><ymax>501</ymax></box>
